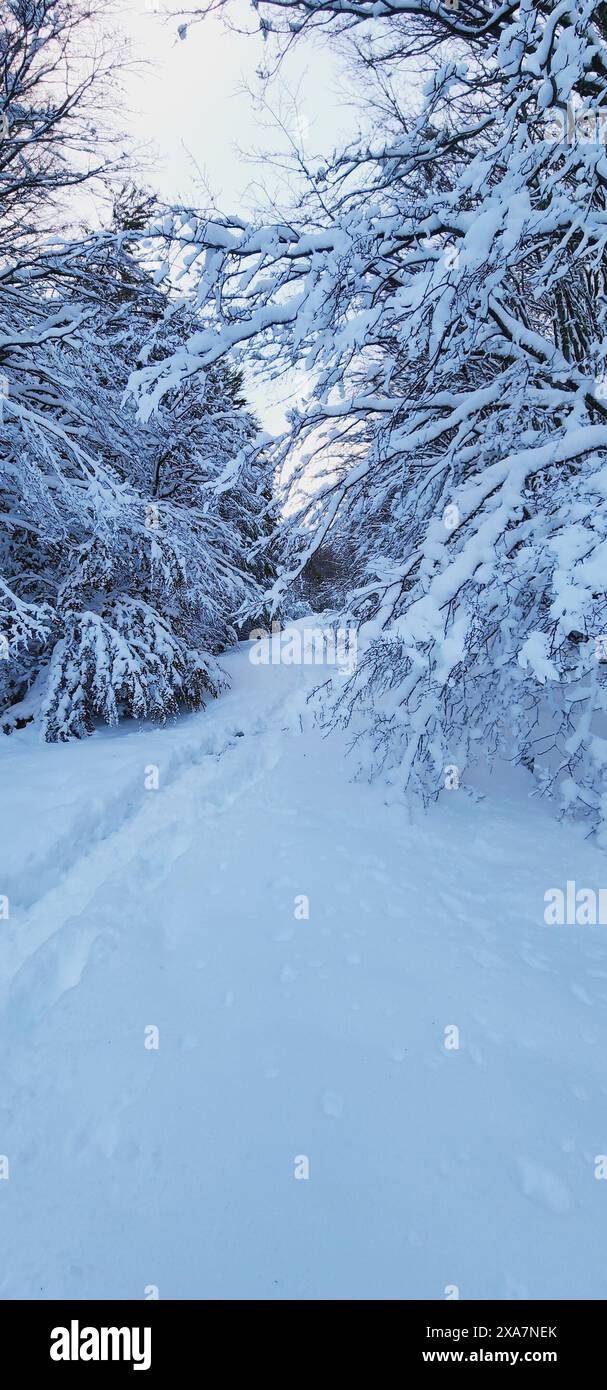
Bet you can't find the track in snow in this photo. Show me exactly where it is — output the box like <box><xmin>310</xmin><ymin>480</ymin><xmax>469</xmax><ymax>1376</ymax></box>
<box><xmin>2</xmin><ymin>639</ymin><xmax>607</xmax><ymax>1299</ymax></box>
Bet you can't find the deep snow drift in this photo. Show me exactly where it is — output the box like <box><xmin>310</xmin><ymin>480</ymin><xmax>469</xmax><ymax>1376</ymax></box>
<box><xmin>1</xmin><ymin>634</ymin><xmax>607</xmax><ymax>1300</ymax></box>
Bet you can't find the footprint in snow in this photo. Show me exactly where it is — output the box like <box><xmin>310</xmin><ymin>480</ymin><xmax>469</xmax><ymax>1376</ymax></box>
<box><xmin>516</xmin><ymin>1159</ymin><xmax>572</xmax><ymax>1216</ymax></box>
<box><xmin>468</xmin><ymin>944</ymin><xmax>505</xmax><ymax>970</ymax></box>
<box><xmin>520</xmin><ymin>943</ymin><xmax>553</xmax><ymax>972</ymax></box>
<box><xmin>571</xmin><ymin>982</ymin><xmax>593</xmax><ymax>1005</ymax></box>
<box><xmin>322</xmin><ymin>1089</ymin><xmax>344</xmax><ymax>1119</ymax></box>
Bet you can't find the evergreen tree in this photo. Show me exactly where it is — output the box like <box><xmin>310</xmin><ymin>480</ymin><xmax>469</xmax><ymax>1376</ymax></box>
<box><xmin>0</xmin><ymin>12</ymin><xmax>275</xmax><ymax>738</ymax></box>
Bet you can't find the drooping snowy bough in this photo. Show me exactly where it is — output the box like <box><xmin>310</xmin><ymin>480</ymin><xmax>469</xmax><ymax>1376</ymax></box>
<box><xmin>131</xmin><ymin>0</ymin><xmax>607</xmax><ymax>837</ymax></box>
<box><xmin>0</xmin><ymin>3</ymin><xmax>274</xmax><ymax>739</ymax></box>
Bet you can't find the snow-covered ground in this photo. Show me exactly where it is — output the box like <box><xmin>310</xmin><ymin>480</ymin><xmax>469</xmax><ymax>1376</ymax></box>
<box><xmin>2</xmin><ymin>634</ymin><xmax>607</xmax><ymax>1300</ymax></box>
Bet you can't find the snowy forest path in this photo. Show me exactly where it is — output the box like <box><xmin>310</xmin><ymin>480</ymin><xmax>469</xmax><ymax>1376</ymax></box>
<box><xmin>2</xmin><ymin>639</ymin><xmax>607</xmax><ymax>1297</ymax></box>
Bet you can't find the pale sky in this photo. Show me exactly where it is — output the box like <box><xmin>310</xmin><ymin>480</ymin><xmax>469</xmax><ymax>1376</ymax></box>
<box><xmin>118</xmin><ymin>1</ymin><xmax>352</xmax><ymax>210</ymax></box>
<box><xmin>113</xmin><ymin>1</ymin><xmax>354</xmax><ymax>430</ymax></box>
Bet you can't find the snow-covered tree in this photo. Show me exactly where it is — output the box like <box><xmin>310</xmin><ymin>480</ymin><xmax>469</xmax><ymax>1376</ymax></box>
<box><xmin>0</xmin><ymin>6</ymin><xmax>275</xmax><ymax>738</ymax></box>
<box><xmin>0</xmin><ymin>0</ymin><xmax>130</xmax><ymax>252</ymax></box>
<box><xmin>133</xmin><ymin>0</ymin><xmax>607</xmax><ymax>838</ymax></box>
<box><xmin>1</xmin><ymin>215</ymin><xmax>275</xmax><ymax>735</ymax></box>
